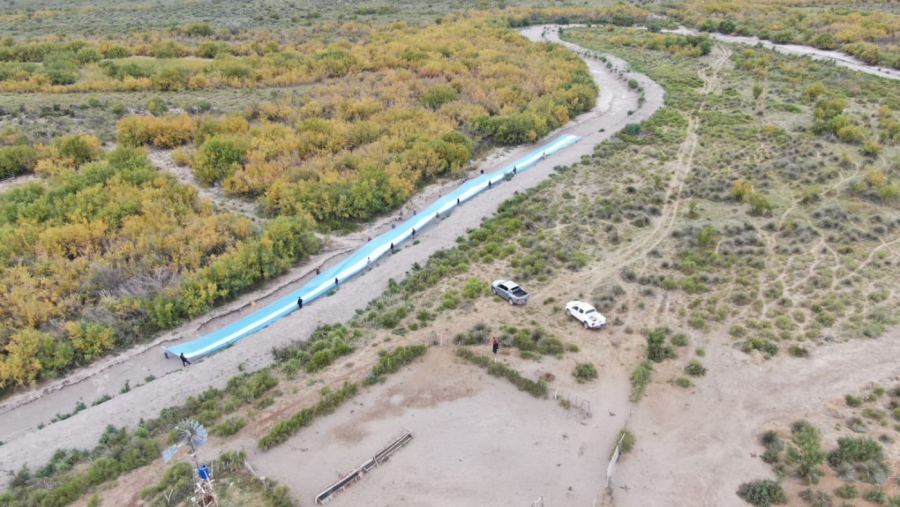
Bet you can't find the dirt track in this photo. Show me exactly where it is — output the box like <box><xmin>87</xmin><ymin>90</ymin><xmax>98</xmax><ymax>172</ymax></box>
<box><xmin>0</xmin><ymin>25</ymin><xmax>665</xmax><ymax>479</ymax></box>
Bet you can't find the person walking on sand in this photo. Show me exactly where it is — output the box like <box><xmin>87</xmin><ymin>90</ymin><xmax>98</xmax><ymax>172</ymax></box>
<box><xmin>492</xmin><ymin>337</ymin><xmax>500</xmax><ymax>355</ymax></box>
<box><xmin>180</xmin><ymin>353</ymin><xmax>191</xmax><ymax>367</ymax></box>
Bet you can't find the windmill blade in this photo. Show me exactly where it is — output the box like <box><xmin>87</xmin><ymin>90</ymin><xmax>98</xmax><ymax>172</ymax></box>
<box><xmin>191</xmin><ymin>423</ymin><xmax>208</xmax><ymax>449</ymax></box>
<box><xmin>162</xmin><ymin>444</ymin><xmax>179</xmax><ymax>463</ymax></box>
<box><xmin>177</xmin><ymin>419</ymin><xmax>208</xmax><ymax>450</ymax></box>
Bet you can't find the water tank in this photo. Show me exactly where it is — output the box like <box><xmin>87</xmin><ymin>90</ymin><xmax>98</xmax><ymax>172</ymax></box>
<box><xmin>198</xmin><ymin>464</ymin><xmax>210</xmax><ymax>480</ymax></box>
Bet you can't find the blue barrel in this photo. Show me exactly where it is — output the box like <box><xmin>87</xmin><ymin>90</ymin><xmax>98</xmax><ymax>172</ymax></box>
<box><xmin>198</xmin><ymin>464</ymin><xmax>210</xmax><ymax>480</ymax></box>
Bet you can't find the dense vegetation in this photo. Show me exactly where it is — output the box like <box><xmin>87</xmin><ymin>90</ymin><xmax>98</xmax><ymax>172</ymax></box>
<box><xmin>111</xmin><ymin>16</ymin><xmax>598</xmax><ymax>226</ymax></box>
<box><xmin>0</xmin><ymin>144</ymin><xmax>319</xmax><ymax>386</ymax></box>
<box><xmin>0</xmin><ymin>10</ymin><xmax>603</xmax><ymax>386</ymax></box>
<box><xmin>660</xmin><ymin>0</ymin><xmax>900</xmax><ymax>69</ymax></box>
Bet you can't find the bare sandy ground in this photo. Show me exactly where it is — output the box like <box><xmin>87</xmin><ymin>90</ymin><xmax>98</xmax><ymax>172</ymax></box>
<box><xmin>614</xmin><ymin>332</ymin><xmax>900</xmax><ymax>507</ymax></box>
<box><xmin>241</xmin><ymin>348</ymin><xmax>632</xmax><ymax>507</ymax></box>
<box><xmin>0</xmin><ymin>25</ymin><xmax>664</xmax><ymax>479</ymax></box>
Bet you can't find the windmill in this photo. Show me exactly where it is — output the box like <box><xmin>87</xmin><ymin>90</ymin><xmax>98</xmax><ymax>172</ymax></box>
<box><xmin>161</xmin><ymin>419</ymin><xmax>218</xmax><ymax>507</ymax></box>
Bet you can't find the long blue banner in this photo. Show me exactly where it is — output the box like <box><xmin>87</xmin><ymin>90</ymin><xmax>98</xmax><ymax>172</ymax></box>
<box><xmin>166</xmin><ymin>134</ymin><xmax>579</xmax><ymax>359</ymax></box>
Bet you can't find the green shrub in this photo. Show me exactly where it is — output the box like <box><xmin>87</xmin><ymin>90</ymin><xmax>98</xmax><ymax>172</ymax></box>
<box><xmin>537</xmin><ymin>336</ymin><xmax>565</xmax><ymax>356</ymax></box>
<box><xmin>454</xmin><ymin>322</ymin><xmax>491</xmax><ymax>345</ymax></box>
<box><xmin>193</xmin><ymin>136</ymin><xmax>247</xmax><ymax>184</ymax></box>
<box><xmin>671</xmin><ymin>333</ymin><xmax>689</xmax><ymax>347</ymax></box>
<box><xmin>630</xmin><ymin>360</ymin><xmax>653</xmax><ymax>402</ymax></box>
<box><xmin>834</xmin><ymin>483</ymin><xmax>858</xmax><ymax>499</ymax></box>
<box><xmin>827</xmin><ymin>437</ymin><xmax>889</xmax><ymax>484</ymax></box>
<box><xmin>147</xmin><ymin>97</ymin><xmax>169</xmax><ymax>115</ymax></box>
<box><xmin>617</xmin><ymin>429</ymin><xmax>635</xmax><ymax>454</ymax></box>
<box><xmin>789</xmin><ymin>345</ymin><xmax>810</xmax><ymax>358</ymax></box>
<box><xmin>674</xmin><ymin>377</ymin><xmax>692</xmax><ymax>388</ymax></box>
<box><xmin>213</xmin><ymin>416</ymin><xmax>246</xmax><ymax>437</ymax></box>
<box><xmin>456</xmin><ymin>349</ymin><xmax>546</xmax><ymax>397</ymax></box>
<box><xmin>845</xmin><ymin>394</ymin><xmax>864</xmax><ymax>408</ymax></box>
<box><xmin>440</xmin><ymin>289</ymin><xmax>461</xmax><ymax>310</ymax></box>
<box><xmin>462</xmin><ymin>276</ymin><xmax>487</xmax><ymax>298</ymax></box>
<box><xmin>646</xmin><ymin>328</ymin><xmax>676</xmax><ymax>362</ymax></box>
<box><xmin>786</xmin><ymin>421</ymin><xmax>826</xmax><ymax>485</ymax></box>
<box><xmin>573</xmin><ymin>363</ymin><xmax>598</xmax><ymax>383</ymax></box>
<box><xmin>258</xmin><ymin>381</ymin><xmax>359</xmax><ymax>450</ymax></box>
<box><xmin>743</xmin><ymin>337</ymin><xmax>778</xmax><ymax>358</ymax></box>
<box><xmin>736</xmin><ymin>480</ymin><xmax>787</xmax><ymax>507</ymax></box>
<box><xmin>685</xmin><ymin>360</ymin><xmax>707</xmax><ymax>377</ymax></box>
<box><xmin>0</xmin><ymin>145</ymin><xmax>38</xmax><ymax>178</ymax></box>
<box><xmin>863</xmin><ymin>489</ymin><xmax>886</xmax><ymax>504</ymax></box>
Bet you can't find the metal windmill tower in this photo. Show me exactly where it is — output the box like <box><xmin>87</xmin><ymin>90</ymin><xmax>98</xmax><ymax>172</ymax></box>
<box><xmin>161</xmin><ymin>419</ymin><xmax>218</xmax><ymax>507</ymax></box>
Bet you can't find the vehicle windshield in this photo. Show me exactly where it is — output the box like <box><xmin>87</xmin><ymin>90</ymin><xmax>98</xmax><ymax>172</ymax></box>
<box><xmin>585</xmin><ymin>309</ymin><xmax>596</xmax><ymax>314</ymax></box>
<box><xmin>512</xmin><ymin>287</ymin><xmax>527</xmax><ymax>296</ymax></box>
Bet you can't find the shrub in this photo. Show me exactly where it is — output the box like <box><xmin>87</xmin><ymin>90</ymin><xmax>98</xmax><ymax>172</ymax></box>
<box><xmin>834</xmin><ymin>483</ymin><xmax>858</xmax><ymax>499</ymax></box>
<box><xmin>213</xmin><ymin>416</ymin><xmax>246</xmax><ymax>437</ymax></box>
<box><xmin>788</xmin><ymin>345</ymin><xmax>810</xmax><ymax>358</ymax></box>
<box><xmin>736</xmin><ymin>480</ymin><xmax>787</xmax><ymax>507</ymax></box>
<box><xmin>671</xmin><ymin>333</ymin><xmax>689</xmax><ymax>347</ymax></box>
<box><xmin>193</xmin><ymin>136</ymin><xmax>247</xmax><ymax>184</ymax></box>
<box><xmin>461</xmin><ymin>276</ymin><xmax>487</xmax><ymax>299</ymax></box>
<box><xmin>743</xmin><ymin>337</ymin><xmax>778</xmax><ymax>358</ymax></box>
<box><xmin>0</xmin><ymin>145</ymin><xmax>37</xmax><ymax>178</ymax></box>
<box><xmin>827</xmin><ymin>437</ymin><xmax>889</xmax><ymax>484</ymax></box>
<box><xmin>454</xmin><ymin>322</ymin><xmax>490</xmax><ymax>345</ymax></box>
<box><xmin>258</xmin><ymin>381</ymin><xmax>359</xmax><ymax>450</ymax></box>
<box><xmin>646</xmin><ymin>328</ymin><xmax>676</xmax><ymax>362</ymax></box>
<box><xmin>786</xmin><ymin>421</ymin><xmax>826</xmax><ymax>485</ymax></box>
<box><xmin>674</xmin><ymin>377</ymin><xmax>692</xmax><ymax>388</ymax></box>
<box><xmin>730</xmin><ymin>324</ymin><xmax>748</xmax><ymax>338</ymax></box>
<box><xmin>456</xmin><ymin>349</ymin><xmax>546</xmax><ymax>397</ymax></box>
<box><xmin>845</xmin><ymin>394</ymin><xmax>864</xmax><ymax>408</ymax></box>
<box><xmin>630</xmin><ymin>360</ymin><xmax>653</xmax><ymax>402</ymax></box>
<box><xmin>573</xmin><ymin>362</ymin><xmax>598</xmax><ymax>383</ymax></box>
<box><xmin>617</xmin><ymin>429</ymin><xmax>636</xmax><ymax>454</ymax></box>
<box><xmin>537</xmin><ymin>336</ymin><xmax>565</xmax><ymax>356</ymax></box>
<box><xmin>440</xmin><ymin>289</ymin><xmax>461</xmax><ymax>310</ymax></box>
<box><xmin>863</xmin><ymin>489</ymin><xmax>886</xmax><ymax>504</ymax></box>
<box><xmin>55</xmin><ymin>133</ymin><xmax>101</xmax><ymax>166</ymax></box>
<box><xmin>147</xmin><ymin>97</ymin><xmax>169</xmax><ymax>116</ymax></box>
<box><xmin>685</xmin><ymin>360</ymin><xmax>707</xmax><ymax>377</ymax></box>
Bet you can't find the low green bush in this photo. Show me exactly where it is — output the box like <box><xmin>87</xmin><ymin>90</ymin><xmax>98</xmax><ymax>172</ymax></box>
<box><xmin>573</xmin><ymin>363</ymin><xmax>598</xmax><ymax>383</ymax></box>
<box><xmin>685</xmin><ymin>360</ymin><xmax>707</xmax><ymax>377</ymax></box>
<box><xmin>617</xmin><ymin>429</ymin><xmax>636</xmax><ymax>454</ymax></box>
<box><xmin>213</xmin><ymin>416</ymin><xmax>246</xmax><ymax>437</ymax></box>
<box><xmin>671</xmin><ymin>333</ymin><xmax>689</xmax><ymax>347</ymax></box>
<box><xmin>456</xmin><ymin>349</ymin><xmax>546</xmax><ymax>397</ymax></box>
<box><xmin>258</xmin><ymin>381</ymin><xmax>359</xmax><ymax>450</ymax></box>
<box><xmin>737</xmin><ymin>480</ymin><xmax>787</xmax><ymax>507</ymax></box>
<box><xmin>630</xmin><ymin>360</ymin><xmax>653</xmax><ymax>402</ymax></box>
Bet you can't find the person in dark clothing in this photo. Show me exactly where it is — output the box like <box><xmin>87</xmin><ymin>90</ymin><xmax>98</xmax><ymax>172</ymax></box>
<box><xmin>335</xmin><ymin>277</ymin><xmax>339</xmax><ymax>286</ymax></box>
<box><xmin>492</xmin><ymin>337</ymin><xmax>499</xmax><ymax>355</ymax></box>
<box><xmin>411</xmin><ymin>228</ymin><xmax>416</xmax><ymax>237</ymax></box>
<box><xmin>297</xmin><ymin>297</ymin><xmax>303</xmax><ymax>309</ymax></box>
<box><xmin>180</xmin><ymin>353</ymin><xmax>191</xmax><ymax>366</ymax></box>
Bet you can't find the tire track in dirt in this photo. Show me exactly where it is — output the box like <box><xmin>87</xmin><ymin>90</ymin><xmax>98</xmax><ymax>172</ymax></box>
<box><xmin>584</xmin><ymin>46</ymin><xmax>733</xmax><ymax>329</ymax></box>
